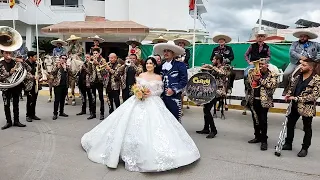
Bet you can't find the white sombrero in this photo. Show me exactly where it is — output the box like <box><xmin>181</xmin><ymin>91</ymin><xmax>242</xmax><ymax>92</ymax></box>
<box><xmin>293</xmin><ymin>30</ymin><xmax>318</xmax><ymax>39</ymax></box>
<box><xmin>255</xmin><ymin>30</ymin><xmax>268</xmax><ymax>37</ymax></box>
<box><xmin>152</xmin><ymin>36</ymin><xmax>168</xmax><ymax>44</ymax></box>
<box><xmin>51</xmin><ymin>39</ymin><xmax>67</xmax><ymax>46</ymax></box>
<box><xmin>173</xmin><ymin>38</ymin><xmax>191</xmax><ymax>46</ymax></box>
<box><xmin>88</xmin><ymin>35</ymin><xmax>105</xmax><ymax>42</ymax></box>
<box><xmin>66</xmin><ymin>35</ymin><xmax>82</xmax><ymax>42</ymax></box>
<box><xmin>126</xmin><ymin>39</ymin><xmax>142</xmax><ymax>46</ymax></box>
<box><xmin>153</xmin><ymin>42</ymin><xmax>185</xmax><ymax>56</ymax></box>
<box><xmin>212</xmin><ymin>34</ymin><xmax>232</xmax><ymax>43</ymax></box>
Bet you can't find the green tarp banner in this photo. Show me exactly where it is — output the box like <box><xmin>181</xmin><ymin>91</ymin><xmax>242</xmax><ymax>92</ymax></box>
<box><xmin>141</xmin><ymin>43</ymin><xmax>291</xmax><ymax>70</ymax></box>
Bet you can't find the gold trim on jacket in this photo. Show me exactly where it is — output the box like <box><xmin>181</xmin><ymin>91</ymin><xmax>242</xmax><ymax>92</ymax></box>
<box><xmin>286</xmin><ymin>74</ymin><xmax>320</xmax><ymax>117</ymax></box>
<box><xmin>209</xmin><ymin>65</ymin><xmax>227</xmax><ymax>97</ymax></box>
<box><xmin>51</xmin><ymin>65</ymin><xmax>73</xmax><ymax>87</ymax></box>
<box><xmin>248</xmin><ymin>70</ymin><xmax>278</xmax><ymax>108</ymax></box>
<box><xmin>24</xmin><ymin>61</ymin><xmax>43</xmax><ymax>92</ymax></box>
<box><xmin>106</xmin><ymin>62</ymin><xmax>122</xmax><ymax>91</ymax></box>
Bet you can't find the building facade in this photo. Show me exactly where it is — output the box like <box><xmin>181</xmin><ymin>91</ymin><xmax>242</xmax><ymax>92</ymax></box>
<box><xmin>0</xmin><ymin>0</ymin><xmax>209</xmax><ymax>54</ymax></box>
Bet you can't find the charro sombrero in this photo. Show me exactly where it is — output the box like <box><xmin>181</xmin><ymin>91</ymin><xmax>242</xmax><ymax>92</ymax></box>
<box><xmin>173</xmin><ymin>38</ymin><xmax>191</xmax><ymax>46</ymax></box>
<box><xmin>153</xmin><ymin>42</ymin><xmax>185</xmax><ymax>56</ymax></box>
<box><xmin>212</xmin><ymin>34</ymin><xmax>232</xmax><ymax>43</ymax></box>
<box><xmin>293</xmin><ymin>30</ymin><xmax>318</xmax><ymax>39</ymax></box>
<box><xmin>66</xmin><ymin>35</ymin><xmax>82</xmax><ymax>41</ymax></box>
<box><xmin>255</xmin><ymin>30</ymin><xmax>268</xmax><ymax>37</ymax></box>
<box><xmin>126</xmin><ymin>39</ymin><xmax>142</xmax><ymax>46</ymax></box>
<box><xmin>152</xmin><ymin>36</ymin><xmax>168</xmax><ymax>44</ymax></box>
<box><xmin>51</xmin><ymin>39</ymin><xmax>67</xmax><ymax>46</ymax></box>
<box><xmin>88</xmin><ymin>35</ymin><xmax>105</xmax><ymax>42</ymax></box>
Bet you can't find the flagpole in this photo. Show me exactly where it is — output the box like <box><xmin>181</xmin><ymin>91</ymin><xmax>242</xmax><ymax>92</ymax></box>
<box><xmin>192</xmin><ymin>0</ymin><xmax>197</xmax><ymax>68</ymax></box>
<box><xmin>35</xmin><ymin>3</ymin><xmax>39</xmax><ymax>93</ymax></box>
<box><xmin>258</xmin><ymin>0</ymin><xmax>263</xmax><ymax>31</ymax></box>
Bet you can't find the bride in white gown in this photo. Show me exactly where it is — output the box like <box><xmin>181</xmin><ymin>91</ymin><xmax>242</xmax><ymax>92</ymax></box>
<box><xmin>81</xmin><ymin>57</ymin><xmax>200</xmax><ymax>172</ymax></box>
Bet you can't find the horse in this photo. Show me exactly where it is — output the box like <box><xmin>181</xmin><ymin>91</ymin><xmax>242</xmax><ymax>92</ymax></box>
<box><xmin>42</xmin><ymin>55</ymin><xmax>59</xmax><ymax>102</ymax></box>
<box><xmin>65</xmin><ymin>54</ymin><xmax>84</xmax><ymax>106</ymax></box>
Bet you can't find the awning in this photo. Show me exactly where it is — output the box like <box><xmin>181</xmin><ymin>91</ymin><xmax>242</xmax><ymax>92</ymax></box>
<box><xmin>41</xmin><ymin>18</ymin><xmax>149</xmax><ymax>35</ymax></box>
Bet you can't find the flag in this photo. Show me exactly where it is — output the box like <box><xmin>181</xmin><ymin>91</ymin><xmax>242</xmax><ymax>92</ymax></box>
<box><xmin>189</xmin><ymin>0</ymin><xmax>195</xmax><ymax>11</ymax></box>
<box><xmin>9</xmin><ymin>0</ymin><xmax>15</xmax><ymax>8</ymax></box>
<box><xmin>34</xmin><ymin>0</ymin><xmax>42</xmax><ymax>7</ymax></box>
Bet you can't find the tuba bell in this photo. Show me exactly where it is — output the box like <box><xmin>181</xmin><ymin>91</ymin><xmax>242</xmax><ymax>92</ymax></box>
<box><xmin>247</xmin><ymin>59</ymin><xmax>261</xmax><ymax>89</ymax></box>
<box><xmin>0</xmin><ymin>26</ymin><xmax>27</xmax><ymax>90</ymax></box>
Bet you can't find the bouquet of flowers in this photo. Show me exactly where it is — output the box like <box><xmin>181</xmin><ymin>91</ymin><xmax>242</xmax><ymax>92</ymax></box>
<box><xmin>131</xmin><ymin>84</ymin><xmax>151</xmax><ymax>101</ymax></box>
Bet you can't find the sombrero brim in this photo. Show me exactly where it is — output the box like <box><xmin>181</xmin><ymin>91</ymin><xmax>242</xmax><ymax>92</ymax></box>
<box><xmin>152</xmin><ymin>38</ymin><xmax>168</xmax><ymax>44</ymax></box>
<box><xmin>212</xmin><ymin>35</ymin><xmax>232</xmax><ymax>43</ymax></box>
<box><xmin>173</xmin><ymin>39</ymin><xmax>191</xmax><ymax>46</ymax></box>
<box><xmin>88</xmin><ymin>37</ymin><xmax>105</xmax><ymax>42</ymax></box>
<box><xmin>51</xmin><ymin>40</ymin><xmax>67</xmax><ymax>46</ymax></box>
<box><xmin>66</xmin><ymin>36</ymin><xmax>82</xmax><ymax>41</ymax></box>
<box><xmin>293</xmin><ymin>31</ymin><xmax>318</xmax><ymax>39</ymax></box>
<box><xmin>153</xmin><ymin>43</ymin><xmax>185</xmax><ymax>56</ymax></box>
<box><xmin>126</xmin><ymin>40</ymin><xmax>142</xmax><ymax>46</ymax></box>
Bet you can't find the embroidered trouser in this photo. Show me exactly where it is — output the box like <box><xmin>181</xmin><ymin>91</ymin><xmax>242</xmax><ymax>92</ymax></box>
<box><xmin>53</xmin><ymin>85</ymin><xmax>68</xmax><ymax>115</ymax></box>
<box><xmin>285</xmin><ymin>103</ymin><xmax>313</xmax><ymax>150</ymax></box>
<box><xmin>202</xmin><ymin>99</ymin><xmax>217</xmax><ymax>132</ymax></box>
<box><xmin>252</xmin><ymin>99</ymin><xmax>269</xmax><ymax>142</ymax></box>
<box><xmin>79</xmin><ymin>85</ymin><xmax>93</xmax><ymax>114</ymax></box>
<box><xmin>26</xmin><ymin>85</ymin><xmax>38</xmax><ymax>117</ymax></box>
<box><xmin>2</xmin><ymin>87</ymin><xmax>21</xmax><ymax>123</ymax></box>
<box><xmin>91</xmin><ymin>83</ymin><xmax>104</xmax><ymax>115</ymax></box>
<box><xmin>163</xmin><ymin>95</ymin><xmax>182</xmax><ymax>122</ymax></box>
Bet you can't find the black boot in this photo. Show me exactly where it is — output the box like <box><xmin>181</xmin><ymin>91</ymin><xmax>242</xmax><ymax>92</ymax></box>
<box><xmin>1</xmin><ymin>122</ymin><xmax>12</xmax><ymax>130</ymax></box>
<box><xmin>13</xmin><ymin>121</ymin><xmax>26</xmax><ymax>127</ymax></box>
<box><xmin>260</xmin><ymin>142</ymin><xmax>268</xmax><ymax>151</ymax></box>
<box><xmin>282</xmin><ymin>143</ymin><xmax>292</xmax><ymax>150</ymax></box>
<box><xmin>100</xmin><ymin>114</ymin><xmax>104</xmax><ymax>120</ymax></box>
<box><xmin>297</xmin><ymin>148</ymin><xmax>308</xmax><ymax>157</ymax></box>
<box><xmin>76</xmin><ymin>111</ymin><xmax>86</xmax><ymax>116</ymax></box>
<box><xmin>59</xmin><ymin>113</ymin><xmax>69</xmax><ymax>117</ymax></box>
<box><xmin>206</xmin><ymin>130</ymin><xmax>217</xmax><ymax>139</ymax></box>
<box><xmin>32</xmin><ymin>116</ymin><xmax>41</xmax><ymax>120</ymax></box>
<box><xmin>248</xmin><ymin>138</ymin><xmax>261</xmax><ymax>144</ymax></box>
<box><xmin>26</xmin><ymin>117</ymin><xmax>33</xmax><ymax>122</ymax></box>
<box><xmin>52</xmin><ymin>115</ymin><xmax>57</xmax><ymax>120</ymax></box>
<box><xmin>196</xmin><ymin>129</ymin><xmax>210</xmax><ymax>134</ymax></box>
<box><xmin>87</xmin><ymin>114</ymin><xmax>96</xmax><ymax>120</ymax></box>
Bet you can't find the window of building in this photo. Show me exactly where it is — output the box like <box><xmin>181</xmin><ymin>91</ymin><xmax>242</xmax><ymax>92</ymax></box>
<box><xmin>51</xmin><ymin>0</ymin><xmax>79</xmax><ymax>6</ymax></box>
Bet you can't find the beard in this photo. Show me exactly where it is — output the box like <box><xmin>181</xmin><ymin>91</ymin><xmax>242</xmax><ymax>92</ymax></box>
<box><xmin>300</xmin><ymin>68</ymin><xmax>309</xmax><ymax>74</ymax></box>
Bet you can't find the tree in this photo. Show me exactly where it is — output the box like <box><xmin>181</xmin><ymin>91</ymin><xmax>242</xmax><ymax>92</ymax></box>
<box><xmin>32</xmin><ymin>37</ymin><xmax>57</xmax><ymax>54</ymax></box>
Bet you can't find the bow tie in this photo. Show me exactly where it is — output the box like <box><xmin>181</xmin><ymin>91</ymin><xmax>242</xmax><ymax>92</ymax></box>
<box><xmin>162</xmin><ymin>61</ymin><xmax>172</xmax><ymax>71</ymax></box>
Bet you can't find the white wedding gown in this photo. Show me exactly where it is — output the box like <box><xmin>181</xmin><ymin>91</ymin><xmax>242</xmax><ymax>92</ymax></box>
<box><xmin>81</xmin><ymin>77</ymin><xmax>200</xmax><ymax>172</ymax></box>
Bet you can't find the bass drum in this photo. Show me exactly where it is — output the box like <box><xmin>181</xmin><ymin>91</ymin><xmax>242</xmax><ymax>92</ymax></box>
<box><xmin>186</xmin><ymin>72</ymin><xmax>217</xmax><ymax>105</ymax></box>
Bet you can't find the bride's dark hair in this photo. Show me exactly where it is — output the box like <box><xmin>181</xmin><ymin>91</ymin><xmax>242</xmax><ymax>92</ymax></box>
<box><xmin>143</xmin><ymin>57</ymin><xmax>161</xmax><ymax>74</ymax></box>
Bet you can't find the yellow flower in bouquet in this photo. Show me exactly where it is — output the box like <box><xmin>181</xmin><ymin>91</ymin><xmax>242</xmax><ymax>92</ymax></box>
<box><xmin>131</xmin><ymin>84</ymin><xmax>150</xmax><ymax>100</ymax></box>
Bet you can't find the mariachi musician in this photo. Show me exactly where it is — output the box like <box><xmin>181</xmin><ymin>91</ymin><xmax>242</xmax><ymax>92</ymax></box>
<box><xmin>283</xmin><ymin>58</ymin><xmax>320</xmax><ymax>157</ymax></box>
<box><xmin>247</xmin><ymin>58</ymin><xmax>278</xmax><ymax>151</ymax></box>
<box><xmin>196</xmin><ymin>54</ymin><xmax>227</xmax><ymax>139</ymax></box>
<box><xmin>24</xmin><ymin>51</ymin><xmax>43</xmax><ymax>122</ymax></box>
<box><xmin>211</xmin><ymin>34</ymin><xmax>234</xmax><ymax>111</ymax></box>
<box><xmin>88</xmin><ymin>48</ymin><xmax>108</xmax><ymax>120</ymax></box>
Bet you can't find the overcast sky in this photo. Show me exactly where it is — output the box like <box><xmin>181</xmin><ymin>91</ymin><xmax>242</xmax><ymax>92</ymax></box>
<box><xmin>201</xmin><ymin>0</ymin><xmax>320</xmax><ymax>42</ymax></box>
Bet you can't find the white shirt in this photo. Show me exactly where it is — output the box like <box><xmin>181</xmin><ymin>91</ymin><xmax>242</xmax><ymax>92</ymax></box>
<box><xmin>162</xmin><ymin>60</ymin><xmax>173</xmax><ymax>71</ymax></box>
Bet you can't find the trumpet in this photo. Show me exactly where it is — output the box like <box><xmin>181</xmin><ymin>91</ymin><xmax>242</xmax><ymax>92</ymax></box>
<box><xmin>125</xmin><ymin>59</ymin><xmax>132</xmax><ymax>66</ymax></box>
<box><xmin>96</xmin><ymin>63</ymin><xmax>108</xmax><ymax>72</ymax></box>
<box><xmin>247</xmin><ymin>59</ymin><xmax>261</xmax><ymax>89</ymax></box>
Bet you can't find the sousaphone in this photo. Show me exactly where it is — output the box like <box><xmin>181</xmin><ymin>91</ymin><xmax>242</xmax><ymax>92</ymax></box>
<box><xmin>0</xmin><ymin>26</ymin><xmax>27</xmax><ymax>89</ymax></box>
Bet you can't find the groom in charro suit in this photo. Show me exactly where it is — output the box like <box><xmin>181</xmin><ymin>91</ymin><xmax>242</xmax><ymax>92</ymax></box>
<box><xmin>153</xmin><ymin>42</ymin><xmax>188</xmax><ymax>122</ymax></box>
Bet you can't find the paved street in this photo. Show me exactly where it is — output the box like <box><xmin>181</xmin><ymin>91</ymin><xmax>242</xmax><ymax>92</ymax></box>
<box><xmin>0</xmin><ymin>95</ymin><xmax>320</xmax><ymax>180</ymax></box>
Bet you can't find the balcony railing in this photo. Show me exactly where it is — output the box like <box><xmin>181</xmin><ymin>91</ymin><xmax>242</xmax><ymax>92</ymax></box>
<box><xmin>49</xmin><ymin>4</ymin><xmax>85</xmax><ymax>13</ymax></box>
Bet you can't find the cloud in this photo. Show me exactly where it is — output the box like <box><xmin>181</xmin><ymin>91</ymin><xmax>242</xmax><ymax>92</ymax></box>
<box><xmin>202</xmin><ymin>0</ymin><xmax>320</xmax><ymax>42</ymax></box>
